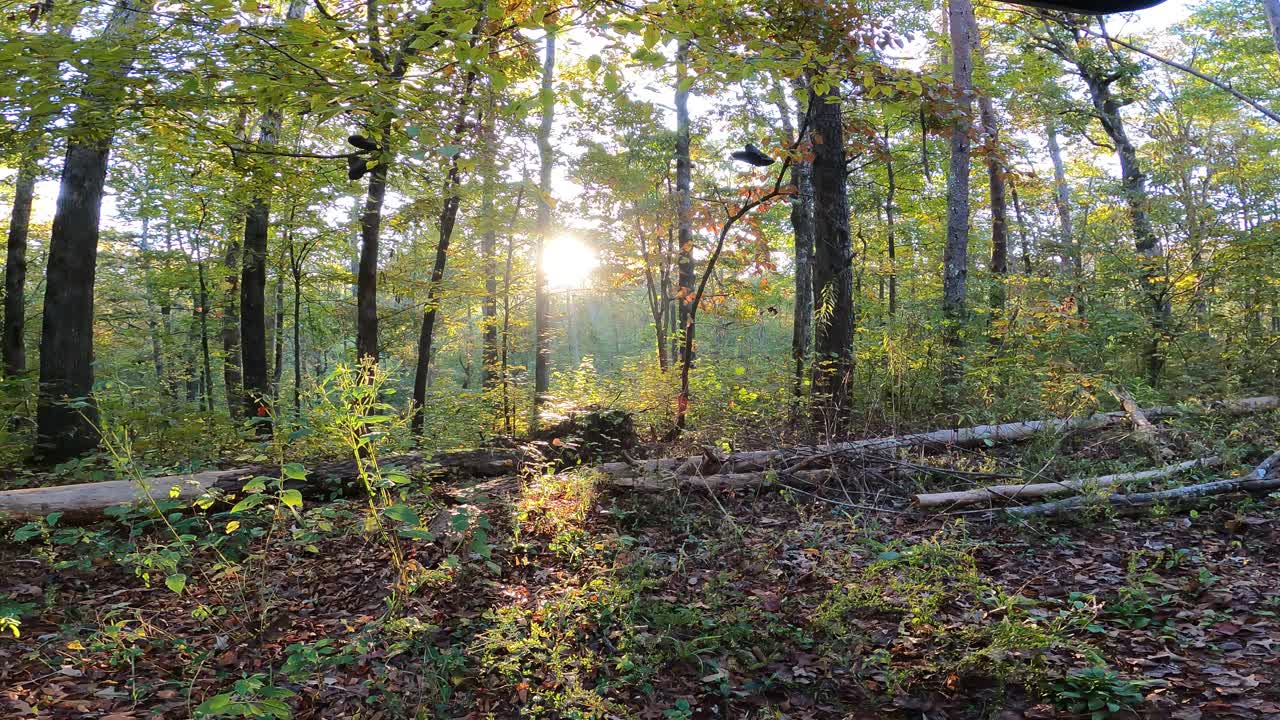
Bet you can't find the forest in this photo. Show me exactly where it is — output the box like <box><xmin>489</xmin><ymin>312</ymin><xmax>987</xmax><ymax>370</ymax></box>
<box><xmin>1</xmin><ymin>0</ymin><xmax>1279</xmax><ymax>716</ymax></box>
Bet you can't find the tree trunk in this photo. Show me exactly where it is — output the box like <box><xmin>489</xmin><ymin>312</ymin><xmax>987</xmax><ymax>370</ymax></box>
<box><xmin>1010</xmin><ymin>178</ymin><xmax>1032</xmax><ymax>274</ymax></box>
<box><xmin>3</xmin><ymin>160</ymin><xmax>35</xmax><ymax>376</ymax></box>
<box><xmin>271</xmin><ymin>267</ymin><xmax>285</xmax><ymax>397</ymax></box>
<box><xmin>1079</xmin><ymin>66</ymin><xmax>1168</xmax><ymax>385</ymax></box>
<box><xmin>36</xmin><ymin>0</ymin><xmax>149</xmax><ymax>462</ymax></box>
<box><xmin>1263</xmin><ymin>0</ymin><xmax>1280</xmax><ymax>59</ymax></box>
<box><xmin>240</xmin><ymin>0</ymin><xmax>306</xmax><ymax>416</ymax></box>
<box><xmin>941</xmin><ymin>0</ymin><xmax>974</xmax><ymax>388</ymax></box>
<box><xmin>674</xmin><ymin>40</ymin><xmax>695</xmax><ymax>379</ymax></box>
<box><xmin>292</xmin><ymin>263</ymin><xmax>302</xmax><ymax>417</ymax></box>
<box><xmin>355</xmin><ymin>135</ymin><xmax>390</xmax><ymax>366</ymax></box>
<box><xmin>533</xmin><ymin>27</ymin><xmax>556</xmax><ymax>424</ymax></box>
<box><xmin>221</xmin><ymin>233</ymin><xmax>242</xmax><ymax>416</ymax></box>
<box><xmin>884</xmin><ymin>124</ymin><xmax>899</xmax><ymax>317</ymax></box>
<box><xmin>412</xmin><ymin>73</ymin><xmax>477</xmax><ymax>434</ymax></box>
<box><xmin>1046</xmin><ymin>122</ymin><xmax>1076</xmax><ymax>277</ymax></box>
<box><xmin>809</xmin><ymin>83</ymin><xmax>855</xmax><ymax>420</ymax></box>
<box><xmin>967</xmin><ymin>8</ymin><xmax>1007</xmax><ymax>319</ymax></box>
<box><xmin>480</xmin><ymin>84</ymin><xmax>500</xmax><ymax>390</ymax></box>
<box><xmin>915</xmin><ymin>456</ymin><xmax>1220</xmax><ymax>508</ymax></box>
<box><xmin>240</xmin><ymin>187</ymin><xmax>273</xmax><ymax>420</ymax></box>
<box><xmin>779</xmin><ymin>85</ymin><xmax>815</xmax><ymax>398</ymax></box>
<box><xmin>197</xmin><ymin>262</ymin><xmax>214</xmax><ymax>413</ymax></box>
<box><xmin>977</xmin><ymin>97</ymin><xmax>1008</xmax><ymax>314</ymax></box>
<box><xmin>3</xmin><ymin>9</ymin><xmax>78</xmax><ymax>378</ymax></box>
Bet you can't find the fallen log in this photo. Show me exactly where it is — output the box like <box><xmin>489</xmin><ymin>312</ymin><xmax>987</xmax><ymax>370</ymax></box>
<box><xmin>1106</xmin><ymin>385</ymin><xmax>1173</xmax><ymax>460</ymax></box>
<box><xmin>914</xmin><ymin>456</ymin><xmax>1221</xmax><ymax>508</ymax></box>
<box><xmin>0</xmin><ymin>448</ymin><xmax>520</xmax><ymax>522</ymax></box>
<box><xmin>612</xmin><ymin>468</ymin><xmax>838</xmax><ymax>492</ymax></box>
<box><xmin>1005</xmin><ymin>451</ymin><xmax>1280</xmax><ymax>517</ymax></box>
<box><xmin>599</xmin><ymin>396</ymin><xmax>1278</xmax><ymax>479</ymax></box>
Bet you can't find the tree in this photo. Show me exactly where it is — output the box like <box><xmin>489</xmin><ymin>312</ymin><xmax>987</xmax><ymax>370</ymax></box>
<box><xmin>533</xmin><ymin>25</ymin><xmax>557</xmax><ymax>423</ymax></box>
<box><xmin>808</xmin><ymin>79</ymin><xmax>855</xmax><ymax>420</ymax></box>
<box><xmin>4</xmin><ymin>4</ymin><xmax>80</xmax><ymax>376</ymax></box>
<box><xmin>941</xmin><ymin>0</ymin><xmax>975</xmax><ymax>389</ymax></box>
<box><xmin>35</xmin><ymin>0</ymin><xmax>150</xmax><ymax>461</ymax></box>
<box><xmin>1032</xmin><ymin>14</ymin><xmax>1170</xmax><ymax>385</ymax></box>
<box><xmin>776</xmin><ymin>82</ymin><xmax>815</xmax><ymax>397</ymax></box>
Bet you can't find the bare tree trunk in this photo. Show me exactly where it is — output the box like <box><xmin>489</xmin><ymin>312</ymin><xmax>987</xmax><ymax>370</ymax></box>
<box><xmin>884</xmin><ymin>125</ymin><xmax>899</xmax><ymax>317</ymax></box>
<box><xmin>1046</xmin><ymin>123</ymin><xmax>1076</xmax><ymax>274</ymax></box>
<box><xmin>197</xmin><ymin>261</ymin><xmax>214</xmax><ymax>413</ymax></box>
<box><xmin>674</xmin><ymin>39</ymin><xmax>696</xmax><ymax>389</ymax></box>
<box><xmin>810</xmin><ymin>83</ymin><xmax>855</xmax><ymax>421</ymax></box>
<box><xmin>411</xmin><ymin>72</ymin><xmax>480</xmax><ymax>433</ymax></box>
<box><xmin>36</xmin><ymin>0</ymin><xmax>149</xmax><ymax>461</ymax></box>
<box><xmin>1079</xmin><ymin>61</ymin><xmax>1168</xmax><ymax>385</ymax></box>
<box><xmin>220</xmin><ymin>232</ymin><xmax>242</xmax><ymax>416</ymax></box>
<box><xmin>4</xmin><ymin>160</ymin><xmax>35</xmax><ymax>376</ymax></box>
<box><xmin>4</xmin><ymin>8</ymin><xmax>79</xmax><ymax>377</ymax></box>
<box><xmin>240</xmin><ymin>0</ymin><xmax>306</xmax><ymax>419</ymax></box>
<box><xmin>778</xmin><ymin>84</ymin><xmax>815</xmax><ymax>398</ymax></box>
<box><xmin>1010</xmin><ymin>178</ymin><xmax>1032</xmax><ymax>274</ymax></box>
<box><xmin>533</xmin><ymin>28</ymin><xmax>557</xmax><ymax>426</ymax></box>
<box><xmin>977</xmin><ymin>97</ymin><xmax>1008</xmax><ymax>315</ymax></box>
<box><xmin>1262</xmin><ymin>0</ymin><xmax>1280</xmax><ymax>59</ymax></box>
<box><xmin>355</xmin><ymin>132</ymin><xmax>390</xmax><ymax>367</ymax></box>
<box><xmin>480</xmin><ymin>84</ymin><xmax>499</xmax><ymax>389</ymax></box>
<box><xmin>941</xmin><ymin>0</ymin><xmax>974</xmax><ymax>390</ymax></box>
<box><xmin>271</xmin><ymin>267</ymin><xmax>285</xmax><ymax>397</ymax></box>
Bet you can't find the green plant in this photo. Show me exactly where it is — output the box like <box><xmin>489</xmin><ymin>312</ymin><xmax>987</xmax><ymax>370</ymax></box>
<box><xmin>1051</xmin><ymin>666</ymin><xmax>1155</xmax><ymax>719</ymax></box>
<box><xmin>194</xmin><ymin>674</ymin><xmax>295</xmax><ymax>719</ymax></box>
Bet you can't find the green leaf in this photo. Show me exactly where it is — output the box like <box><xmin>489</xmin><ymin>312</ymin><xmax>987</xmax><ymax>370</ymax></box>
<box><xmin>642</xmin><ymin>24</ymin><xmax>660</xmax><ymax>49</ymax></box>
<box><xmin>218</xmin><ymin>19</ymin><xmax>240</xmax><ymax>34</ymax></box>
<box><xmin>242</xmin><ymin>477</ymin><xmax>267</xmax><ymax>494</ymax></box>
<box><xmin>282</xmin><ymin>463</ymin><xmax>307</xmax><ymax>480</ymax></box>
<box><xmin>230</xmin><ymin>494</ymin><xmax>266</xmax><ymax>514</ymax></box>
<box><xmin>437</xmin><ymin>146</ymin><xmax>461</xmax><ymax>159</ymax></box>
<box><xmin>279</xmin><ymin>489</ymin><xmax>303</xmax><ymax>510</ymax></box>
<box><xmin>165</xmin><ymin>574</ymin><xmax>187</xmax><ymax>594</ymax></box>
<box><xmin>450</xmin><ymin>509</ymin><xmax>470</xmax><ymax>532</ymax></box>
<box><xmin>384</xmin><ymin>503</ymin><xmax>420</xmax><ymax>526</ymax></box>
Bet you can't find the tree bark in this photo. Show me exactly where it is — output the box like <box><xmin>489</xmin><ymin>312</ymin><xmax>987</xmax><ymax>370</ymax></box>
<box><xmin>809</xmin><ymin>82</ymin><xmax>854</xmax><ymax>420</ymax></box>
<box><xmin>412</xmin><ymin>75</ymin><xmax>478</xmax><ymax>434</ymax></box>
<box><xmin>1010</xmin><ymin>178</ymin><xmax>1032</xmax><ymax>274</ymax></box>
<box><xmin>942</xmin><ymin>0</ymin><xmax>974</xmax><ymax>387</ymax></box>
<box><xmin>240</xmin><ymin>0</ymin><xmax>305</xmax><ymax>418</ymax></box>
<box><xmin>977</xmin><ymin>95</ymin><xmax>1008</xmax><ymax>313</ymax></box>
<box><xmin>355</xmin><ymin>134</ymin><xmax>390</xmax><ymax>367</ymax></box>
<box><xmin>1080</xmin><ymin>73</ymin><xmax>1168</xmax><ymax>385</ymax></box>
<box><xmin>674</xmin><ymin>40</ymin><xmax>695</xmax><ymax>384</ymax></box>
<box><xmin>36</xmin><ymin>0</ymin><xmax>149</xmax><ymax>461</ymax></box>
<box><xmin>1046</xmin><ymin>122</ymin><xmax>1078</xmax><ymax>279</ymax></box>
<box><xmin>883</xmin><ymin>124</ymin><xmax>899</xmax><ymax>317</ymax></box>
<box><xmin>271</xmin><ymin>266</ymin><xmax>285</xmax><ymax>397</ymax></box>
<box><xmin>532</xmin><ymin>27</ymin><xmax>556</xmax><ymax>424</ymax></box>
<box><xmin>240</xmin><ymin>187</ymin><xmax>273</xmax><ymax>421</ymax></box>
<box><xmin>778</xmin><ymin>84</ymin><xmax>815</xmax><ymax>397</ymax></box>
<box><xmin>3</xmin><ymin>7</ymin><xmax>78</xmax><ymax>377</ymax></box>
<box><xmin>3</xmin><ymin>160</ymin><xmax>35</xmax><ymax>376</ymax></box>
<box><xmin>480</xmin><ymin>84</ymin><xmax>500</xmax><ymax>389</ymax></box>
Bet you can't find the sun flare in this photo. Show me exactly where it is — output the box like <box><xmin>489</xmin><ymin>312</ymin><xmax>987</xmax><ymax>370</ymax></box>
<box><xmin>542</xmin><ymin>235</ymin><xmax>598</xmax><ymax>290</ymax></box>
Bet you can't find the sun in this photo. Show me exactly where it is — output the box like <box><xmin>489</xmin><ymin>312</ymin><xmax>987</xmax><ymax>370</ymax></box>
<box><xmin>542</xmin><ymin>235</ymin><xmax>599</xmax><ymax>290</ymax></box>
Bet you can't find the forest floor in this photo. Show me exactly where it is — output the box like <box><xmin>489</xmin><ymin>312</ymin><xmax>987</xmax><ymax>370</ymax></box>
<box><xmin>1</xmin><ymin>416</ymin><xmax>1279</xmax><ymax>719</ymax></box>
